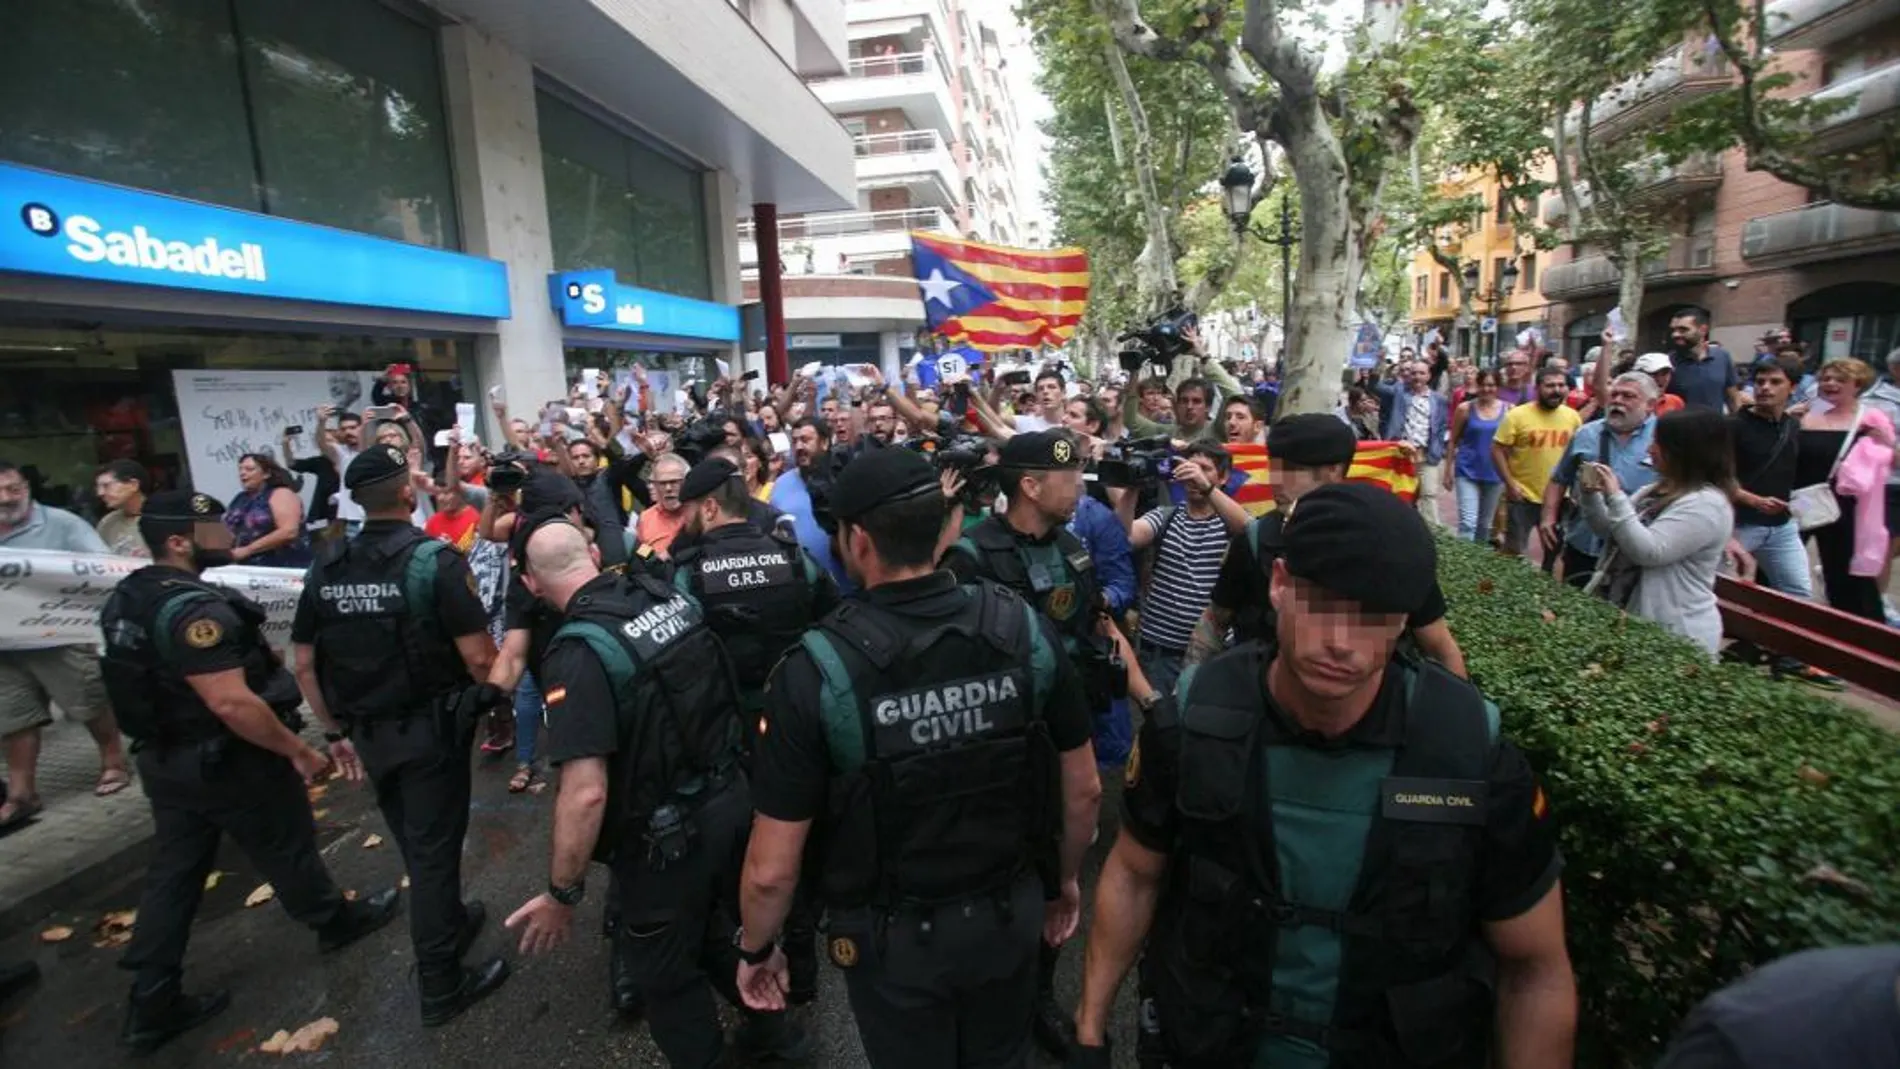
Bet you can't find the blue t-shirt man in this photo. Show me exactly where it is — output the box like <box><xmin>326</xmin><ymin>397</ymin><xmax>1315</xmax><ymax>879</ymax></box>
<box><xmin>1549</xmin><ymin>415</ymin><xmax>1659</xmax><ymax>561</ymax></box>
<box><xmin>1667</xmin><ymin>313</ymin><xmax>1738</xmax><ymax>412</ymax></box>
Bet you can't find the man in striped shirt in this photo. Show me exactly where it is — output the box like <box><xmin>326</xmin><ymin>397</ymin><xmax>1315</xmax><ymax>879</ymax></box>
<box><xmin>1124</xmin><ymin>442</ymin><xmax>1251</xmax><ymax>697</ymax></box>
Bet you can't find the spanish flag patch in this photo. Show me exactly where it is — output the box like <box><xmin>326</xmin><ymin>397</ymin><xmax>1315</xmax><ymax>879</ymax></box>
<box><xmin>1531</xmin><ymin>785</ymin><xmax>1549</xmax><ymax>821</ymax></box>
<box><xmin>545</xmin><ymin>686</ymin><xmax>568</xmax><ymax>706</ymax></box>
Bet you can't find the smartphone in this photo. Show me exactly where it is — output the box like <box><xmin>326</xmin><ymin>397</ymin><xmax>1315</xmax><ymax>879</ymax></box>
<box><xmin>1000</xmin><ymin>369</ymin><xmax>1031</xmax><ymax>387</ymax></box>
<box><xmin>283</xmin><ymin>424</ymin><xmax>305</xmax><ymax>437</ymax></box>
<box><xmin>741</xmin><ymin>370</ymin><xmax>761</xmax><ymax>382</ymax></box>
<box><xmin>363</xmin><ymin>404</ymin><xmax>400</xmax><ymax>422</ymax></box>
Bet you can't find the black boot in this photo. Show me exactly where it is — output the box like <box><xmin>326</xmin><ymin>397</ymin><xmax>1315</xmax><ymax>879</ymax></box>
<box><xmin>120</xmin><ymin>975</ymin><xmax>230</xmax><ymax>1055</ymax></box>
<box><xmin>419</xmin><ymin>957</ymin><xmax>510</xmax><ymax>1028</ymax></box>
<box><xmin>734</xmin><ymin>1010</ymin><xmax>812</xmax><ymax>1063</ymax></box>
<box><xmin>0</xmin><ymin>960</ymin><xmax>40</xmax><ymax>1006</ymax></box>
<box><xmin>316</xmin><ymin>886</ymin><xmax>403</xmax><ymax>953</ymax></box>
<box><xmin>456</xmin><ymin>901</ymin><xmax>487</xmax><ymax>961</ymax></box>
<box><xmin>609</xmin><ymin>937</ymin><xmax>644</xmax><ymax>1017</ymax></box>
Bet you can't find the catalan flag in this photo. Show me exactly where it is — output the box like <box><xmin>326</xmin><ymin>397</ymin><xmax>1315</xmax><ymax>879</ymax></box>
<box><xmin>910</xmin><ymin>233</ymin><xmax>1088</xmax><ymax>351</ymax></box>
<box><xmin>1226</xmin><ymin>442</ymin><xmax>1419</xmax><ymax>515</ymax></box>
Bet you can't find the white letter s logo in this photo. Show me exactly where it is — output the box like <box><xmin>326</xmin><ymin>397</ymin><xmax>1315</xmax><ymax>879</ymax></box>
<box><xmin>581</xmin><ymin>283</ymin><xmax>606</xmax><ymax>315</ymax></box>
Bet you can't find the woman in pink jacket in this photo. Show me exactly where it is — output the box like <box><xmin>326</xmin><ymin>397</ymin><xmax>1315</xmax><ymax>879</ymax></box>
<box><xmin>1798</xmin><ymin>358</ymin><xmax>1896</xmax><ymax>623</ymax></box>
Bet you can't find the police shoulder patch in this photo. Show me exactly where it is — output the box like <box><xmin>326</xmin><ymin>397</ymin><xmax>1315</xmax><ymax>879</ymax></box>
<box><xmin>183</xmin><ymin>617</ymin><xmax>223</xmax><ymax>649</ymax></box>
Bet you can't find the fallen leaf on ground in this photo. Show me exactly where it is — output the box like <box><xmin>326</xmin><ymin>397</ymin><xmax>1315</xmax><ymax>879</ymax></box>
<box><xmin>399</xmin><ymin>875</ymin><xmax>410</xmax><ymax>890</ymax></box>
<box><xmin>203</xmin><ymin>871</ymin><xmax>224</xmax><ymax>891</ymax></box>
<box><xmin>257</xmin><ymin>1016</ymin><xmax>340</xmax><ymax>1054</ymax></box>
<box><xmin>1539</xmin><ymin>608</ymin><xmax>1557</xmax><ymax>624</ymax></box>
<box><xmin>244</xmin><ymin>883</ymin><xmax>276</xmax><ymax>908</ymax></box>
<box><xmin>362</xmin><ymin>834</ymin><xmax>384</xmax><ymax>849</ymax></box>
<box><xmin>526</xmin><ymin>781</ymin><xmax>548</xmax><ymax>795</ymax></box>
<box><xmin>1798</xmin><ymin>764</ymin><xmax>1831</xmax><ymax>787</ymax></box>
<box><xmin>1476</xmin><ymin>578</ymin><xmax>1496</xmax><ymax>595</ymax></box>
<box><xmin>39</xmin><ymin>925</ymin><xmax>74</xmax><ymax>943</ymax></box>
<box><xmin>100</xmin><ymin>910</ymin><xmax>136</xmax><ymax>930</ymax></box>
<box><xmin>91</xmin><ymin>910</ymin><xmax>136</xmax><ymax>948</ymax></box>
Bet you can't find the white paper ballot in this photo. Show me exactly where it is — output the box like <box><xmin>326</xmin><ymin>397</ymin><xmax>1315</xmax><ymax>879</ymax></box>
<box><xmin>454</xmin><ymin>403</ymin><xmax>475</xmax><ymax>433</ymax></box>
<box><xmin>580</xmin><ymin>368</ymin><xmax>602</xmax><ymax>396</ymax></box>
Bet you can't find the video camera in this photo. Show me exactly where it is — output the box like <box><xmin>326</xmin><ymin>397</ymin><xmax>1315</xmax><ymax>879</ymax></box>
<box><xmin>486</xmin><ymin>449</ymin><xmax>537</xmax><ymax>493</ymax></box>
<box><xmin>906</xmin><ymin>434</ymin><xmax>996</xmax><ymax>511</ymax></box>
<box><xmin>673</xmin><ymin>418</ymin><xmax>731</xmax><ymax>466</ymax></box>
<box><xmin>1092</xmin><ymin>436</ymin><xmax>1176</xmax><ymax>489</ymax></box>
<box><xmin>1117</xmin><ymin>306</ymin><xmax>1198</xmax><ymax>375</ymax></box>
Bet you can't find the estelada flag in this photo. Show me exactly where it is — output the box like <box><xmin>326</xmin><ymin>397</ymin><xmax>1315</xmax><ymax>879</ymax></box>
<box><xmin>910</xmin><ymin>233</ymin><xmax>1088</xmax><ymax>351</ymax></box>
<box><xmin>1226</xmin><ymin>442</ymin><xmax>1418</xmax><ymax>515</ymax></box>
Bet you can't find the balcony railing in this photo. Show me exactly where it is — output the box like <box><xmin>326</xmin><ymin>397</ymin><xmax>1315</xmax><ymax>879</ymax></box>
<box><xmin>1541</xmin><ymin>235</ymin><xmax>1717</xmax><ymax>300</ymax></box>
<box><xmin>1581</xmin><ymin>45</ymin><xmax>1731</xmax><ymax>142</ymax></box>
<box><xmin>836</xmin><ymin>50</ymin><xmax>938</xmax><ymax>80</ymax></box>
<box><xmin>1541</xmin><ymin>153</ymin><xmax>1724</xmax><ymax>223</ymax></box>
<box><xmin>1765</xmin><ymin>0</ymin><xmax>1888</xmax><ymax>49</ymax></box>
<box><xmin>1741</xmin><ymin>201</ymin><xmax>1900</xmax><ymax>263</ymax></box>
<box><xmin>738</xmin><ymin>207</ymin><xmax>952</xmax><ymax>243</ymax></box>
<box><xmin>1805</xmin><ymin>61</ymin><xmax>1900</xmax><ymax>154</ymax></box>
<box><xmin>854</xmin><ymin>130</ymin><xmax>943</xmax><ymax>157</ymax></box>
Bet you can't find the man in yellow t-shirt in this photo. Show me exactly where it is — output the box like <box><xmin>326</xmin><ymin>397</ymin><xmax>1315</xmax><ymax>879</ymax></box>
<box><xmin>1492</xmin><ymin>366</ymin><xmax>1582</xmax><ymax>558</ymax></box>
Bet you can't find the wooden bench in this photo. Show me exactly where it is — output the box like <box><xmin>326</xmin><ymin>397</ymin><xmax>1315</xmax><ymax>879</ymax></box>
<box><xmin>1715</xmin><ymin>576</ymin><xmax>1900</xmax><ymax>700</ymax></box>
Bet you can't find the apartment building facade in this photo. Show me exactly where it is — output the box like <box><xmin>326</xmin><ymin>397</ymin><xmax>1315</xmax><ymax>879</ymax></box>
<box><xmin>1538</xmin><ymin>0</ymin><xmax>1900</xmax><ymax>365</ymax></box>
<box><xmin>1408</xmin><ymin>168</ymin><xmax>1559</xmax><ymax>364</ymax></box>
<box><xmin>738</xmin><ymin>0</ymin><xmax>1039</xmax><ymax>372</ymax></box>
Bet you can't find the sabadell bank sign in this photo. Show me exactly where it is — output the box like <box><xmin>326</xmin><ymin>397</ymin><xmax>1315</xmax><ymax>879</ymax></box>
<box><xmin>0</xmin><ymin>161</ymin><xmax>512</xmax><ymax>319</ymax></box>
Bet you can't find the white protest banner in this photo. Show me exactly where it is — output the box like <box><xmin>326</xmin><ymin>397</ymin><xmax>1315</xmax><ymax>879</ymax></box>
<box><xmin>0</xmin><ymin>549</ymin><xmax>307</xmax><ymax>655</ymax></box>
<box><xmin>172</xmin><ymin>369</ymin><xmax>381</xmax><ymax>509</ymax></box>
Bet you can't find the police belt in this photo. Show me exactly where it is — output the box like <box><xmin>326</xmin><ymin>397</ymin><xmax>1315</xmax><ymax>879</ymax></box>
<box><xmin>868</xmin><ymin>869</ymin><xmax>1038</xmax><ymax>949</ymax></box>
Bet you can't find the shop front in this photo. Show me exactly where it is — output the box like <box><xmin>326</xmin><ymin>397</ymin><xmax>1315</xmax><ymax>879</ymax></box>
<box><xmin>549</xmin><ymin>269</ymin><xmax>741</xmax><ymax>415</ymax></box>
<box><xmin>0</xmin><ymin>161</ymin><xmax>510</xmax><ymax>512</ymax></box>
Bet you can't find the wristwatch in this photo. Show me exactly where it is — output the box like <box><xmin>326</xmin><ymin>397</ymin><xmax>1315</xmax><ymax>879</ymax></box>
<box><xmin>732</xmin><ymin>927</ymin><xmax>776</xmax><ymax>966</ymax></box>
<box><xmin>1132</xmin><ymin>689</ymin><xmax>1162</xmax><ymax>714</ymax></box>
<box><xmin>547</xmin><ymin>879</ymin><xmax>586</xmax><ymax>907</ymax></box>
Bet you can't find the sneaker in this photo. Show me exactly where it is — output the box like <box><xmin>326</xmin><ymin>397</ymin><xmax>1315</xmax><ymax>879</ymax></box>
<box><xmin>1775</xmin><ymin>663</ymin><xmax>1847</xmax><ymax>692</ymax></box>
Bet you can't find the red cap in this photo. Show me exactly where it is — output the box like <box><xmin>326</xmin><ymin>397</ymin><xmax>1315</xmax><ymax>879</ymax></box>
<box><xmin>386</xmin><ymin>362</ymin><xmax>414</xmax><ymax>378</ymax></box>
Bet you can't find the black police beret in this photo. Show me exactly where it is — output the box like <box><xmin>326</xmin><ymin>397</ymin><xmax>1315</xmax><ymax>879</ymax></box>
<box><xmin>1268</xmin><ymin>414</ymin><xmax>1358</xmax><ymax>469</ymax></box>
<box><xmin>143</xmin><ymin>490</ymin><xmax>224</xmax><ymax>522</ymax></box>
<box><xmin>678</xmin><ymin>458</ymin><xmax>739</xmax><ymax>503</ymax></box>
<box><xmin>344</xmin><ymin>444</ymin><xmax>410</xmax><ymax>490</ymax></box>
<box><xmin>997</xmin><ymin>430</ymin><xmax>1081</xmax><ymax>470</ymax></box>
<box><xmin>1281</xmin><ymin>482</ymin><xmax>1434</xmax><ymax>615</ymax></box>
<box><xmin>831</xmin><ymin>447</ymin><xmax>939</xmax><ymax>522</ymax></box>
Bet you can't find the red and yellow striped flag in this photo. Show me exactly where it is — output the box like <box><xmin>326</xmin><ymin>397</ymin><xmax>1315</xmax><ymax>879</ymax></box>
<box><xmin>910</xmin><ymin>233</ymin><xmax>1088</xmax><ymax>351</ymax></box>
<box><xmin>1226</xmin><ymin>442</ymin><xmax>1419</xmax><ymax>516</ymax></box>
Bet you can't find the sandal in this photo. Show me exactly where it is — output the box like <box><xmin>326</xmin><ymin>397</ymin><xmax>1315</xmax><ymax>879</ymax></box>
<box><xmin>0</xmin><ymin>795</ymin><xmax>42</xmax><ymax>837</ymax></box>
<box><xmin>95</xmin><ymin>767</ymin><xmax>133</xmax><ymax>797</ymax></box>
<box><xmin>507</xmin><ymin>765</ymin><xmax>536</xmax><ymax>793</ymax></box>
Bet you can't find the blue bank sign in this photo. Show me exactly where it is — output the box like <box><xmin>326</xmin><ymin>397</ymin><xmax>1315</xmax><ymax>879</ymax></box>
<box><xmin>549</xmin><ymin>269</ymin><xmax>739</xmax><ymax>344</ymax></box>
<box><xmin>0</xmin><ymin>162</ymin><xmax>511</xmax><ymax>319</ymax></box>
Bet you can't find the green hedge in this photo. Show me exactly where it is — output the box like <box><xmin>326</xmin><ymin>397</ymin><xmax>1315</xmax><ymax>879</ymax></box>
<box><xmin>1435</xmin><ymin>536</ymin><xmax>1900</xmax><ymax>1066</ymax></box>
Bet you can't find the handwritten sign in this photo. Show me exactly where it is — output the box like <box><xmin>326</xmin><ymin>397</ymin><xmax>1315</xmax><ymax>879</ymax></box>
<box><xmin>171</xmin><ymin>370</ymin><xmax>380</xmax><ymax>508</ymax></box>
<box><xmin>0</xmin><ymin>548</ymin><xmax>306</xmax><ymax>654</ymax></box>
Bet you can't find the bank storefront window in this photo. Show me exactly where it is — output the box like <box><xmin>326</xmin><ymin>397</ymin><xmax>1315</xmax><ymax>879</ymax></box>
<box><xmin>0</xmin><ymin>321</ymin><xmax>473</xmax><ymax>516</ymax></box>
<box><xmin>538</xmin><ymin>90</ymin><xmax>712</xmax><ymax>301</ymax></box>
<box><xmin>1</xmin><ymin>0</ymin><xmax>460</xmax><ymax>249</ymax></box>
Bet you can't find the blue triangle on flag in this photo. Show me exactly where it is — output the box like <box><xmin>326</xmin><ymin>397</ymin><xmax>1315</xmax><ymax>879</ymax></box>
<box><xmin>912</xmin><ymin>243</ymin><xmax>997</xmax><ymax>328</ymax></box>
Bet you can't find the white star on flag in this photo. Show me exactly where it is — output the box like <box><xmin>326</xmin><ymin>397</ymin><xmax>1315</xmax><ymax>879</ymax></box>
<box><xmin>919</xmin><ymin>268</ymin><xmax>962</xmax><ymax>307</ymax></box>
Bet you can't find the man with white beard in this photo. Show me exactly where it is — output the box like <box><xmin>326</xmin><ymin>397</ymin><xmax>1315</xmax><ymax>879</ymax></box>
<box><xmin>1542</xmin><ymin>372</ymin><xmax>1662</xmax><ymax>587</ymax></box>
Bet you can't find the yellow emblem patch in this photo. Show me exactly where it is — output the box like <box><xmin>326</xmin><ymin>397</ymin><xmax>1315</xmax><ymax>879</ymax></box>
<box><xmin>1045</xmin><ymin>585</ymin><xmax>1076</xmax><ymax>621</ymax></box>
<box><xmin>183</xmin><ymin>618</ymin><xmax>223</xmax><ymax>649</ymax></box>
<box><xmin>1124</xmin><ymin>738</ymin><xmax>1142</xmax><ymax>789</ymax></box>
<box><xmin>1051</xmin><ymin>437</ymin><xmax>1075</xmax><ymax>465</ymax></box>
<box><xmin>829</xmin><ymin>936</ymin><xmax>860</xmax><ymax>968</ymax></box>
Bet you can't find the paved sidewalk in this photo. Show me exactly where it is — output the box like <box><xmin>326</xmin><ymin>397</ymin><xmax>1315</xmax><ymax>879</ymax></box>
<box><xmin>0</xmin><ymin>718</ymin><xmax>153</xmax><ymax>936</ymax></box>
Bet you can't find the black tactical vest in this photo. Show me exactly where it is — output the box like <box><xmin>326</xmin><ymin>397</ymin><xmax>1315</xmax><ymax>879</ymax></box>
<box><xmin>802</xmin><ymin>580</ymin><xmax>1061</xmax><ymax>908</ymax></box>
<box><xmin>669</xmin><ymin>525</ymin><xmax>815</xmax><ymax>696</ymax></box>
<box><xmin>307</xmin><ymin>524</ymin><xmax>463</xmax><ymax>722</ymax></box>
<box><xmin>552</xmin><ymin>573</ymin><xmax>745</xmax><ymax>864</ymax></box>
<box><xmin>958</xmin><ymin>517</ymin><xmax>1100</xmax><ymax>652</ymax></box>
<box><xmin>99</xmin><ymin>567</ymin><xmax>299</xmax><ymax>746</ymax></box>
<box><xmin>1145</xmin><ymin>644</ymin><xmax>1498</xmax><ymax>1069</ymax></box>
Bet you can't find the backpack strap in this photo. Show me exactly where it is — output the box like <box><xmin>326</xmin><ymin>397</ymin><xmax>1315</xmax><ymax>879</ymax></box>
<box><xmin>553</xmin><ymin>618</ymin><xmax>638</xmax><ymax>697</ymax></box>
<box><xmin>816</xmin><ymin>600</ymin><xmax>906</xmax><ymax>671</ymax></box>
<box><xmin>802</xmin><ymin>629</ymin><xmax>866</xmax><ymax>771</ymax></box>
<box><xmin>964</xmin><ymin>520</ymin><xmax>1029</xmax><ymax>586</ymax></box>
<box><xmin>403</xmin><ymin>540</ymin><xmax>449</xmax><ymax>618</ymax></box>
<box><xmin>1392</xmin><ymin>656</ymin><xmax>1498</xmax><ymax>780</ymax></box>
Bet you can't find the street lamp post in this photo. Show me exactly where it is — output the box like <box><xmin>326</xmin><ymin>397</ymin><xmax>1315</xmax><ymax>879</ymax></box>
<box><xmin>1220</xmin><ymin>159</ymin><xmax>1297</xmax><ymax>361</ymax></box>
<box><xmin>1460</xmin><ymin>259</ymin><xmax>1521</xmax><ymax>367</ymax></box>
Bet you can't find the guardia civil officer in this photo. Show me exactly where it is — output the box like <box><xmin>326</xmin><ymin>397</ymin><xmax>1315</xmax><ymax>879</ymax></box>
<box><xmin>940</xmin><ymin>427</ymin><xmax>1110</xmax><ymax>1056</ymax></box>
<box><xmin>1188</xmin><ymin>413</ymin><xmax>1468</xmax><ymax>675</ymax></box>
<box><xmin>669</xmin><ymin>456</ymin><xmax>838</xmax><ymax>1006</ymax></box>
<box><xmin>100</xmin><ymin>490</ymin><xmax>401</xmax><ymax>1055</ymax></box>
<box><xmin>289</xmin><ymin>444</ymin><xmax>510</xmax><ymax>1027</ymax></box>
<box><xmin>1072</xmin><ymin>483</ymin><xmax>1577</xmax><ymax>1068</ymax></box>
<box><xmin>503</xmin><ymin>517</ymin><xmax>808</xmax><ymax>1068</ymax></box>
<box><xmin>736</xmin><ymin>447</ymin><xmax>1102</xmax><ymax>1069</ymax></box>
